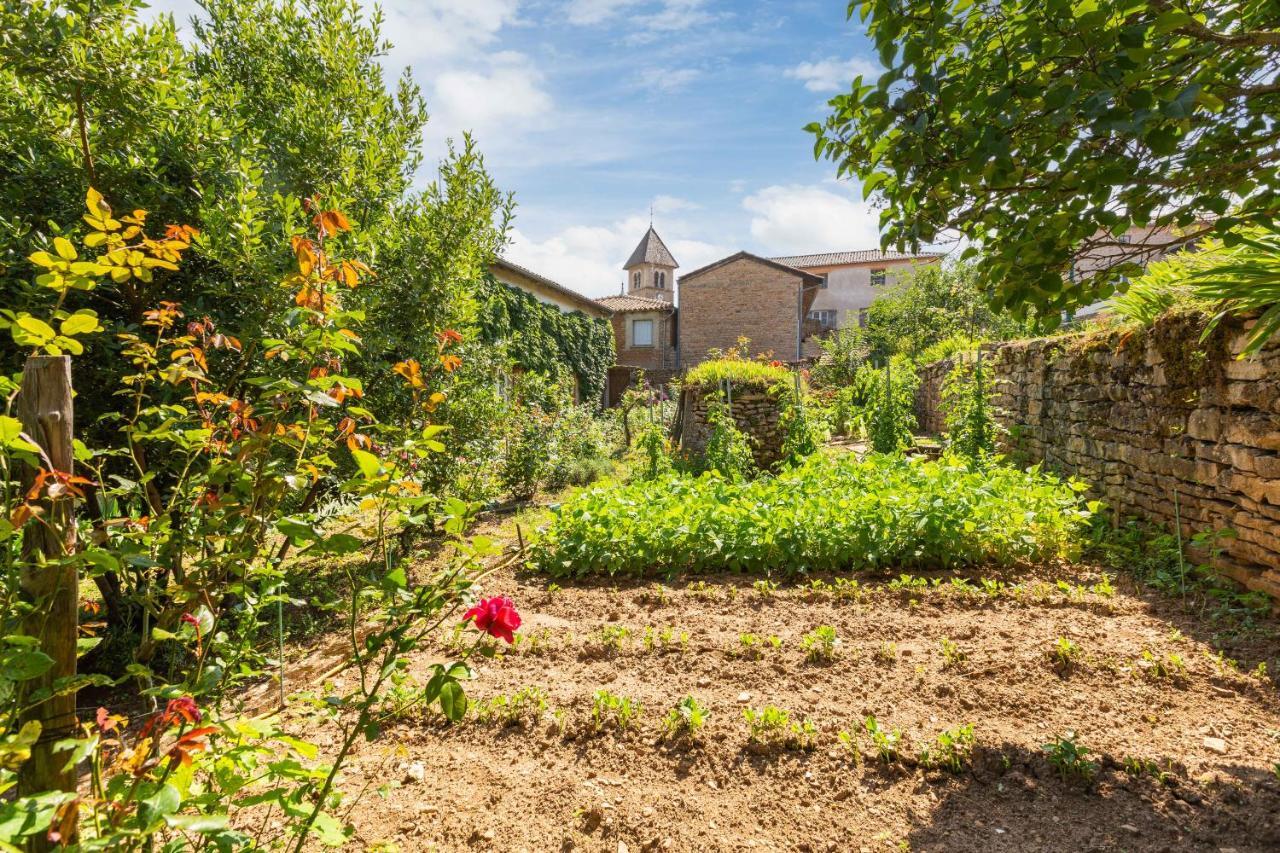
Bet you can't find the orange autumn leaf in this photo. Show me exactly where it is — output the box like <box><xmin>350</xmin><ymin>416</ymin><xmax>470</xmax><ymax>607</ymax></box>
<box><xmin>438</xmin><ymin>353</ymin><xmax>462</xmax><ymax>373</ymax></box>
<box><xmin>393</xmin><ymin>359</ymin><xmax>424</xmax><ymax>388</ymax></box>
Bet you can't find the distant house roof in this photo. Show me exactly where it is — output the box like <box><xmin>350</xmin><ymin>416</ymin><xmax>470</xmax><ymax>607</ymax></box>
<box><xmin>680</xmin><ymin>251</ymin><xmax>825</xmax><ymax>286</ymax></box>
<box><xmin>491</xmin><ymin>257</ymin><xmax>609</xmax><ymax>317</ymax></box>
<box><xmin>625</xmin><ymin>226</ymin><xmax>679</xmax><ymax>269</ymax></box>
<box><xmin>769</xmin><ymin>249</ymin><xmax>944</xmax><ymax>268</ymax></box>
<box><xmin>596</xmin><ymin>293</ymin><xmax>675</xmax><ymax>313</ymax></box>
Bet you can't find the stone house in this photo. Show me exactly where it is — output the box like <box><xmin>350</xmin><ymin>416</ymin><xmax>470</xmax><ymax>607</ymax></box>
<box><xmin>598</xmin><ymin>227</ymin><xmax>679</xmax><ymax>403</ymax></box>
<box><xmin>593</xmin><ymin>228</ymin><xmax>941</xmax><ymax>401</ymax></box>
<box><xmin>769</xmin><ymin>250</ymin><xmax>943</xmax><ymax>345</ymax></box>
<box><xmin>490</xmin><ymin>258</ymin><xmax>612</xmax><ymax>319</ymax></box>
<box><xmin>677</xmin><ymin>252</ymin><xmax>824</xmax><ymax>368</ymax></box>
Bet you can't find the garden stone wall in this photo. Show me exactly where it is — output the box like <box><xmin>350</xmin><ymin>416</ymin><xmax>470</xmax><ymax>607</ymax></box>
<box><xmin>677</xmin><ymin>385</ymin><xmax>784</xmax><ymax>469</ymax></box>
<box><xmin>919</xmin><ymin>313</ymin><xmax>1280</xmax><ymax>600</ymax></box>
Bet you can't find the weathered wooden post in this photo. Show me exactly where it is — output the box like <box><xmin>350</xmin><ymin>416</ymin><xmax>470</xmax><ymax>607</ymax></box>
<box><xmin>16</xmin><ymin>355</ymin><xmax>78</xmax><ymax>847</ymax></box>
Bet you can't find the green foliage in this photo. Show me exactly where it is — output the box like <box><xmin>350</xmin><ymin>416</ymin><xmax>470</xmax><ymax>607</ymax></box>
<box><xmin>634</xmin><ymin>420</ymin><xmax>673</xmax><ymax>481</ymax></box>
<box><xmin>943</xmin><ymin>354</ymin><xmax>1001</xmax><ymax>460</ymax></box>
<box><xmin>744</xmin><ymin>705</ymin><xmax>815</xmax><ymax>750</ymax></box>
<box><xmin>812</xmin><ymin>326</ymin><xmax>872</xmax><ymax>386</ymax></box>
<box><xmin>531</xmin><ymin>453</ymin><xmax>1096</xmax><ymax>578</ymax></box>
<box><xmin>683</xmin><ymin>357</ymin><xmax>792</xmax><ymax>392</ymax></box>
<box><xmin>861</xmin><ymin>262</ymin><xmax>1033</xmax><ymax>361</ymax></box>
<box><xmin>919</xmin><ymin>724</ymin><xmax>976</xmax><ymax>772</ymax></box>
<box><xmin>1043</xmin><ymin>732</ymin><xmax>1098</xmax><ymax>783</ymax></box>
<box><xmin>663</xmin><ymin>695</ymin><xmax>711</xmax><ymax>740</ymax></box>
<box><xmin>1190</xmin><ymin>226</ymin><xmax>1280</xmax><ymax>357</ymax></box>
<box><xmin>801</xmin><ymin>625</ymin><xmax>840</xmax><ymax>662</ymax></box>
<box><xmin>0</xmin><ymin>0</ymin><xmax>508</xmax><ymax>413</ymax></box>
<box><xmin>809</xmin><ymin>0</ymin><xmax>1280</xmax><ymax>320</ymax></box>
<box><xmin>1108</xmin><ymin>242</ymin><xmax>1219</xmax><ymax>326</ymax></box>
<box><xmin>869</xmin><ymin>361</ymin><xmax>914</xmax><ymax>453</ymax></box>
<box><xmin>591</xmin><ymin>690</ymin><xmax>641</xmax><ymax>732</ymax></box>
<box><xmin>700</xmin><ymin>401</ymin><xmax>756</xmax><ymax>482</ymax></box>
<box><xmin>863</xmin><ymin>715</ymin><xmax>902</xmax><ymax>763</ymax></box>
<box><xmin>778</xmin><ymin>398</ymin><xmax>826</xmax><ymax>468</ymax></box>
<box><xmin>476</xmin><ymin>275</ymin><xmax>615</xmax><ymax>408</ymax></box>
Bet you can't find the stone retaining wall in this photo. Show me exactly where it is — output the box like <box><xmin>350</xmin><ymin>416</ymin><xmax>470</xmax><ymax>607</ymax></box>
<box><xmin>919</xmin><ymin>313</ymin><xmax>1280</xmax><ymax>599</ymax></box>
<box><xmin>677</xmin><ymin>385</ymin><xmax>785</xmax><ymax>469</ymax></box>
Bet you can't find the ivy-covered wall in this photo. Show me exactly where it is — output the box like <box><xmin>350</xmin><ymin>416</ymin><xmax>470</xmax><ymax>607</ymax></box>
<box><xmin>476</xmin><ymin>275</ymin><xmax>615</xmax><ymax>407</ymax></box>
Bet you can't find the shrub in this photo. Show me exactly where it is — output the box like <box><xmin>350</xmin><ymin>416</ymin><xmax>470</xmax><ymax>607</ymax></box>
<box><xmin>943</xmin><ymin>353</ymin><xmax>1002</xmax><ymax>460</ymax></box>
<box><xmin>868</xmin><ymin>360</ymin><xmax>916</xmax><ymax>453</ymax></box>
<box><xmin>684</xmin><ymin>357</ymin><xmax>792</xmax><ymax>392</ymax></box>
<box><xmin>778</xmin><ymin>399</ymin><xmax>827</xmax><ymax>467</ymax></box>
<box><xmin>530</xmin><ymin>453</ymin><xmax>1096</xmax><ymax>578</ymax></box>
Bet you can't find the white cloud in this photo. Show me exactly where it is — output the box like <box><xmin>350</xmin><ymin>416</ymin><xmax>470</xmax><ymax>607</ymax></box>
<box><xmin>567</xmin><ymin>0</ymin><xmax>714</xmax><ymax>37</ymax></box>
<box><xmin>652</xmin><ymin>195</ymin><xmax>699</xmax><ymax>214</ymax></box>
<box><xmin>379</xmin><ymin>0</ymin><xmax>521</xmax><ymax>70</ymax></box>
<box><xmin>431</xmin><ymin>52</ymin><xmax>553</xmax><ymax>140</ymax></box>
<box><xmin>635</xmin><ymin>67</ymin><xmax>701</xmax><ymax>93</ymax></box>
<box><xmin>786</xmin><ymin>56</ymin><xmax>879</xmax><ymax>93</ymax></box>
<box><xmin>742</xmin><ymin>183</ymin><xmax>882</xmax><ymax>255</ymax></box>
<box><xmin>506</xmin><ymin>207</ymin><xmax>730</xmax><ymax>298</ymax></box>
<box><xmin>565</xmin><ymin>0</ymin><xmax>639</xmax><ymax>25</ymax></box>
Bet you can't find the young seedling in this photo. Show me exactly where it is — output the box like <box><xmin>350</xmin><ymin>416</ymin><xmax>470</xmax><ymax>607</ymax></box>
<box><xmin>863</xmin><ymin>715</ymin><xmax>902</xmax><ymax>764</ymax></box>
<box><xmin>687</xmin><ymin>580</ymin><xmax>719</xmax><ymax>601</ymax></box>
<box><xmin>918</xmin><ymin>724</ymin><xmax>975</xmax><ymax>772</ymax></box>
<box><xmin>1139</xmin><ymin>649</ymin><xmax>1186</xmax><ymax>680</ymax></box>
<box><xmin>1090</xmin><ymin>573</ymin><xmax>1116</xmax><ymax>598</ymax></box>
<box><xmin>663</xmin><ymin>695</ymin><xmax>711</xmax><ymax>741</ymax></box>
<box><xmin>641</xmin><ymin>582</ymin><xmax>670</xmax><ymax>606</ymax></box>
<box><xmin>1042</xmin><ymin>732</ymin><xmax>1097</xmax><ymax>783</ymax></box>
<box><xmin>836</xmin><ymin>729</ymin><xmax>863</xmax><ymax>767</ymax></box>
<box><xmin>475</xmin><ymin>686</ymin><xmax>550</xmax><ymax>727</ymax></box>
<box><xmin>594</xmin><ymin>624</ymin><xmax>631</xmax><ymax>653</ymax></box>
<box><xmin>1123</xmin><ymin>756</ymin><xmax>1174</xmax><ymax>785</ymax></box>
<box><xmin>592</xmin><ymin>689</ymin><xmax>641</xmax><ymax>732</ymax></box>
<box><xmin>743</xmin><ymin>706</ymin><xmax>816</xmax><ymax>750</ymax></box>
<box><xmin>939</xmin><ymin>637</ymin><xmax>968</xmax><ymax>669</ymax></box>
<box><xmin>831</xmin><ymin>577</ymin><xmax>862</xmax><ymax>602</ymax></box>
<box><xmin>802</xmin><ymin>625</ymin><xmax>840</xmax><ymax>663</ymax></box>
<box><xmin>752</xmin><ymin>578</ymin><xmax>779</xmax><ymax>599</ymax></box>
<box><xmin>1049</xmin><ymin>637</ymin><xmax>1081</xmax><ymax>673</ymax></box>
<box><xmin>874</xmin><ymin>642</ymin><xmax>898</xmax><ymax>664</ymax></box>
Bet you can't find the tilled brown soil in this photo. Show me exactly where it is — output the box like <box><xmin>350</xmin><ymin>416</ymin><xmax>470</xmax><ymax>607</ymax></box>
<box><xmin>307</xmin><ymin>559</ymin><xmax>1280</xmax><ymax>853</ymax></box>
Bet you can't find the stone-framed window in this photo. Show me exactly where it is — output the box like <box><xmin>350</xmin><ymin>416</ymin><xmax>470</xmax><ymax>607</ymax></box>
<box><xmin>653</xmin><ymin>270</ymin><xmax>666</xmax><ymax>289</ymax></box>
<box><xmin>632</xmin><ymin>271</ymin><xmax>641</xmax><ymax>290</ymax></box>
<box><xmin>870</xmin><ymin>267</ymin><xmax>886</xmax><ymax>286</ymax></box>
<box><xmin>632</xmin><ymin>318</ymin><xmax>654</xmax><ymax>347</ymax></box>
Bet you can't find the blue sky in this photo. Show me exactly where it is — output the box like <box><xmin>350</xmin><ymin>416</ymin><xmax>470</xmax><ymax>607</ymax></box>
<box><xmin>149</xmin><ymin>0</ymin><xmax>887</xmax><ymax>297</ymax></box>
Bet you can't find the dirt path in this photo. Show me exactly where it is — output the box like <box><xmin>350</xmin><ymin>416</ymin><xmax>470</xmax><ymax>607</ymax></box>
<box><xmin>299</xmin><ymin>544</ymin><xmax>1280</xmax><ymax>853</ymax></box>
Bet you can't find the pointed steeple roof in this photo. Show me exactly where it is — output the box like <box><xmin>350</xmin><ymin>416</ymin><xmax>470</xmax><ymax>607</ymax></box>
<box><xmin>625</xmin><ymin>226</ymin><xmax>678</xmax><ymax>269</ymax></box>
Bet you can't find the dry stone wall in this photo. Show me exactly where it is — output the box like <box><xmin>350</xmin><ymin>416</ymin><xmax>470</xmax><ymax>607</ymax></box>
<box><xmin>677</xmin><ymin>385</ymin><xmax>785</xmax><ymax>469</ymax></box>
<box><xmin>918</xmin><ymin>312</ymin><xmax>1280</xmax><ymax>599</ymax></box>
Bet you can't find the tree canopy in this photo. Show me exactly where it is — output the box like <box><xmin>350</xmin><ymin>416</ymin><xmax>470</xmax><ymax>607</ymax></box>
<box><xmin>809</xmin><ymin>0</ymin><xmax>1280</xmax><ymax>322</ymax></box>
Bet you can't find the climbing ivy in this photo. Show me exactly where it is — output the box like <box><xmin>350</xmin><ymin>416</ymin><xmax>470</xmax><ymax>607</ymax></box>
<box><xmin>476</xmin><ymin>274</ymin><xmax>615</xmax><ymax>407</ymax></box>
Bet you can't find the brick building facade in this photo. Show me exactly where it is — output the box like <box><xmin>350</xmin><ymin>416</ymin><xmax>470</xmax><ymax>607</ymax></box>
<box><xmin>676</xmin><ymin>252</ymin><xmax>823</xmax><ymax>367</ymax></box>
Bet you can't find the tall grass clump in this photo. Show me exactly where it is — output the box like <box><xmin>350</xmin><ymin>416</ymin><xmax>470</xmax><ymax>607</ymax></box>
<box><xmin>530</xmin><ymin>454</ymin><xmax>1096</xmax><ymax>578</ymax></box>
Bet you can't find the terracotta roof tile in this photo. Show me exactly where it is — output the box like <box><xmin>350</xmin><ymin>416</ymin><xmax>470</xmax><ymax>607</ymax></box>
<box><xmin>596</xmin><ymin>294</ymin><xmax>675</xmax><ymax>313</ymax></box>
<box><xmin>769</xmin><ymin>249</ymin><xmax>944</xmax><ymax>267</ymax></box>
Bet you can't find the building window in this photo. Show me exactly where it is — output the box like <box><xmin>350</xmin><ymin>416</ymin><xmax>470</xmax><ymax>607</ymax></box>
<box><xmin>654</xmin><ymin>270</ymin><xmax>665</xmax><ymax>289</ymax></box>
<box><xmin>857</xmin><ymin>308</ymin><xmax>869</xmax><ymax>328</ymax></box>
<box><xmin>632</xmin><ymin>271</ymin><xmax>641</xmax><ymax>290</ymax></box>
<box><xmin>632</xmin><ymin>318</ymin><xmax>654</xmax><ymax>347</ymax></box>
<box><xmin>870</xmin><ymin>268</ymin><xmax>886</xmax><ymax>287</ymax></box>
<box><xmin>820</xmin><ymin>274</ymin><xmax>829</xmax><ymax>289</ymax></box>
<box><xmin>808</xmin><ymin>309</ymin><xmax>837</xmax><ymax>331</ymax></box>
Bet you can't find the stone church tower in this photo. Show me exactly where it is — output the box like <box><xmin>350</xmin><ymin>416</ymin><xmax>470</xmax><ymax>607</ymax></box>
<box><xmin>623</xmin><ymin>226</ymin><xmax>678</xmax><ymax>303</ymax></box>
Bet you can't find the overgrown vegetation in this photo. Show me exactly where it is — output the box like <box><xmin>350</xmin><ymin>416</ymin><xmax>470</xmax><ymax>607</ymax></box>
<box><xmin>532</xmin><ymin>453</ymin><xmax>1095</xmax><ymax>578</ymax></box>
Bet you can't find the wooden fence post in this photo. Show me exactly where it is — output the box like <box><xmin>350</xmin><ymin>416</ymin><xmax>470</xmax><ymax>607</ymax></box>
<box><xmin>16</xmin><ymin>355</ymin><xmax>78</xmax><ymax>846</ymax></box>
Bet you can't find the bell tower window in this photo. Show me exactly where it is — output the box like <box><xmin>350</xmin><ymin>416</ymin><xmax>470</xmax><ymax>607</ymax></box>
<box><xmin>653</xmin><ymin>270</ymin><xmax>666</xmax><ymax>290</ymax></box>
<box><xmin>632</xmin><ymin>271</ymin><xmax>641</xmax><ymax>290</ymax></box>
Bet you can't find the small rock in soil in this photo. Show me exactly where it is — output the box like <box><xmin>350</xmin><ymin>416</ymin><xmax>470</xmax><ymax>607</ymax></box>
<box><xmin>1203</xmin><ymin>736</ymin><xmax>1227</xmax><ymax>755</ymax></box>
<box><xmin>403</xmin><ymin>762</ymin><xmax>426</xmax><ymax>785</ymax></box>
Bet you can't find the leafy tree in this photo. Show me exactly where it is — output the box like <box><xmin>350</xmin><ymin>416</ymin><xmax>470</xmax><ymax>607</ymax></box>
<box><xmin>0</xmin><ymin>0</ymin><xmax>509</xmax><ymax>424</ymax></box>
<box><xmin>809</xmin><ymin>0</ymin><xmax>1280</xmax><ymax>322</ymax></box>
<box><xmin>862</xmin><ymin>261</ymin><xmax>1032</xmax><ymax>361</ymax></box>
